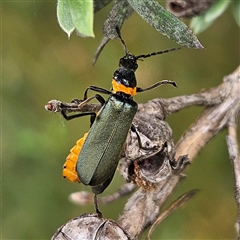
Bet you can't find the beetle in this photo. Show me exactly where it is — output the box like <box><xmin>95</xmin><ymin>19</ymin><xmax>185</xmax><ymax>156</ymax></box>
<box><xmin>61</xmin><ymin>28</ymin><xmax>179</xmax><ymax>213</ymax></box>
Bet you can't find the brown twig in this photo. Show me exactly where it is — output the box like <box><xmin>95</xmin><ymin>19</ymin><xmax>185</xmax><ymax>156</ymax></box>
<box><xmin>226</xmin><ymin>110</ymin><xmax>240</xmax><ymax>238</ymax></box>
<box><xmin>166</xmin><ymin>0</ymin><xmax>214</xmax><ymax>18</ymax></box>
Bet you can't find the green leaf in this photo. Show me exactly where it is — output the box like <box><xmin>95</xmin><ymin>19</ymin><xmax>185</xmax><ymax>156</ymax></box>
<box><xmin>190</xmin><ymin>0</ymin><xmax>231</xmax><ymax>34</ymax></box>
<box><xmin>67</xmin><ymin>0</ymin><xmax>94</xmax><ymax>37</ymax></box>
<box><xmin>93</xmin><ymin>0</ymin><xmax>134</xmax><ymax>64</ymax></box>
<box><xmin>57</xmin><ymin>0</ymin><xmax>75</xmax><ymax>38</ymax></box>
<box><xmin>102</xmin><ymin>0</ymin><xmax>134</xmax><ymax>39</ymax></box>
<box><xmin>127</xmin><ymin>0</ymin><xmax>203</xmax><ymax>49</ymax></box>
<box><xmin>232</xmin><ymin>0</ymin><xmax>240</xmax><ymax>27</ymax></box>
<box><xmin>57</xmin><ymin>0</ymin><xmax>94</xmax><ymax>38</ymax></box>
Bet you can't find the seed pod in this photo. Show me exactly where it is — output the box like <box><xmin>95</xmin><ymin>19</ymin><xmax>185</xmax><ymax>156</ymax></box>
<box><xmin>52</xmin><ymin>213</ymin><xmax>130</xmax><ymax>240</ymax></box>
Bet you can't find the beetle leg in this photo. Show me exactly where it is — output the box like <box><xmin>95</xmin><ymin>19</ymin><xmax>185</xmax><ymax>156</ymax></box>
<box><xmin>93</xmin><ymin>194</ymin><xmax>102</xmax><ymax>217</ymax></box>
<box><xmin>91</xmin><ymin>172</ymin><xmax>116</xmax><ymax>195</ymax></box>
<box><xmin>78</xmin><ymin>94</ymin><xmax>105</xmax><ymax>109</ymax></box>
<box><xmin>83</xmin><ymin>85</ymin><xmax>112</xmax><ymax>100</ymax></box>
<box><xmin>136</xmin><ymin>80</ymin><xmax>177</xmax><ymax>93</ymax></box>
<box><xmin>131</xmin><ymin>124</ymin><xmax>157</xmax><ymax>151</ymax></box>
<box><xmin>61</xmin><ymin>110</ymin><xmax>96</xmax><ymax>121</ymax></box>
<box><xmin>91</xmin><ymin>172</ymin><xmax>116</xmax><ymax>215</ymax></box>
<box><xmin>61</xmin><ymin>94</ymin><xmax>105</xmax><ymax>125</ymax></box>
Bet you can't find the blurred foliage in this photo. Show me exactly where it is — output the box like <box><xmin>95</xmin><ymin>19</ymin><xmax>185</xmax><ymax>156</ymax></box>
<box><xmin>190</xmin><ymin>0</ymin><xmax>239</xmax><ymax>34</ymax></box>
<box><xmin>2</xmin><ymin>0</ymin><xmax>239</xmax><ymax>239</ymax></box>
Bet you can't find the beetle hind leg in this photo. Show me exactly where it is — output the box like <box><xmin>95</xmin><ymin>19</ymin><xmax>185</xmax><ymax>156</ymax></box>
<box><xmin>93</xmin><ymin>194</ymin><xmax>102</xmax><ymax>217</ymax></box>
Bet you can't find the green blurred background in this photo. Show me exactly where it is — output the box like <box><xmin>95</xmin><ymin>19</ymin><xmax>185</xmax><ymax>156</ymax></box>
<box><xmin>2</xmin><ymin>1</ymin><xmax>239</xmax><ymax>239</ymax></box>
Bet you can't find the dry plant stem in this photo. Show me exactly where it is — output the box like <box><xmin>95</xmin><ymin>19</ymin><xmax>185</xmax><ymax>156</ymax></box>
<box><xmin>98</xmin><ymin>183</ymin><xmax>136</xmax><ymax>204</ymax></box>
<box><xmin>118</xmin><ymin>66</ymin><xmax>240</xmax><ymax>239</ymax></box>
<box><xmin>147</xmin><ymin>189</ymin><xmax>199</xmax><ymax>240</ymax></box>
<box><xmin>69</xmin><ymin>184</ymin><xmax>136</xmax><ymax>206</ymax></box>
<box><xmin>227</xmin><ymin>116</ymin><xmax>240</xmax><ymax>238</ymax></box>
<box><xmin>166</xmin><ymin>0</ymin><xmax>214</xmax><ymax>18</ymax></box>
<box><xmin>156</xmin><ymin>67</ymin><xmax>240</xmax><ymax>160</ymax></box>
<box><xmin>117</xmin><ymin>176</ymin><xmax>181</xmax><ymax>239</ymax></box>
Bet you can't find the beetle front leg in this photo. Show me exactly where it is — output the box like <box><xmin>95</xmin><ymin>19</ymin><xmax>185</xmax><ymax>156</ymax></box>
<box><xmin>83</xmin><ymin>86</ymin><xmax>112</xmax><ymax>100</ymax></box>
<box><xmin>77</xmin><ymin>94</ymin><xmax>106</xmax><ymax>109</ymax></box>
<box><xmin>61</xmin><ymin>93</ymin><xmax>106</xmax><ymax>125</ymax></box>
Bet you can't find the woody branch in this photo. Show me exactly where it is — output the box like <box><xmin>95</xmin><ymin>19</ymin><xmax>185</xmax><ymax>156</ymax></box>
<box><xmin>117</xmin><ymin>66</ymin><xmax>240</xmax><ymax>239</ymax></box>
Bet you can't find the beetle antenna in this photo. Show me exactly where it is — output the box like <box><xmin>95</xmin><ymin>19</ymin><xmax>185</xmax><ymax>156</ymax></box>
<box><xmin>116</xmin><ymin>26</ymin><xmax>129</xmax><ymax>56</ymax></box>
<box><xmin>136</xmin><ymin>47</ymin><xmax>181</xmax><ymax>60</ymax></box>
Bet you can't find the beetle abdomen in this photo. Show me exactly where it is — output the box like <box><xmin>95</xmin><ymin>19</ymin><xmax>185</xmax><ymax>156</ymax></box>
<box><xmin>63</xmin><ymin>132</ymin><xmax>88</xmax><ymax>182</ymax></box>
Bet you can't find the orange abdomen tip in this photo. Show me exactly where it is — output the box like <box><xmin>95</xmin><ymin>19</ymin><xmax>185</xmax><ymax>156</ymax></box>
<box><xmin>62</xmin><ymin>132</ymin><xmax>88</xmax><ymax>183</ymax></box>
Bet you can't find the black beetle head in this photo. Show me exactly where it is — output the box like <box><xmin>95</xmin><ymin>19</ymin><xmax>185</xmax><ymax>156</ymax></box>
<box><xmin>119</xmin><ymin>54</ymin><xmax>138</xmax><ymax>72</ymax></box>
